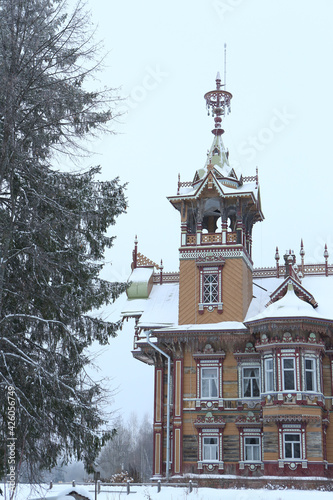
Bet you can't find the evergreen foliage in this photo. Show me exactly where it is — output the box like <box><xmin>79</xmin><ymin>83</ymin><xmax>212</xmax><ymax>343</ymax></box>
<box><xmin>0</xmin><ymin>0</ymin><xmax>126</xmax><ymax>480</ymax></box>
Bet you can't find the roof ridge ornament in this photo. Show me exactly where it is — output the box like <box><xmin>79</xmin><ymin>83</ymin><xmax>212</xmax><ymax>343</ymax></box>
<box><xmin>324</xmin><ymin>243</ymin><xmax>329</xmax><ymax>276</ymax></box>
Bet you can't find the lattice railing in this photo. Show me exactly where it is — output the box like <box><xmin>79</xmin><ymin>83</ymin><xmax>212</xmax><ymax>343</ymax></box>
<box><xmin>186</xmin><ymin>235</ymin><xmax>196</xmax><ymax>245</ymax></box>
<box><xmin>177</xmin><ymin>181</ymin><xmax>193</xmax><ymax>194</ymax></box>
<box><xmin>242</xmin><ymin>175</ymin><xmax>257</xmax><ymax>182</ymax></box>
<box><xmin>253</xmin><ymin>263</ymin><xmax>333</xmax><ymax>278</ymax></box>
<box><xmin>227</xmin><ymin>232</ymin><xmax>237</xmax><ymax>243</ymax></box>
<box><xmin>253</xmin><ymin>267</ymin><xmax>285</xmax><ymax>278</ymax></box>
<box><xmin>201</xmin><ymin>233</ymin><xmax>222</xmax><ymax>244</ymax></box>
<box><xmin>186</xmin><ymin>232</ymin><xmax>237</xmax><ymax>245</ymax></box>
<box><xmin>153</xmin><ymin>272</ymin><xmax>179</xmax><ymax>283</ymax></box>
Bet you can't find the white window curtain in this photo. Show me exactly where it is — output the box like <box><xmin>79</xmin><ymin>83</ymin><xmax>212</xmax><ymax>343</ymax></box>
<box><xmin>243</xmin><ymin>367</ymin><xmax>260</xmax><ymax>397</ymax></box>
<box><xmin>201</xmin><ymin>367</ymin><xmax>218</xmax><ymax>398</ymax></box>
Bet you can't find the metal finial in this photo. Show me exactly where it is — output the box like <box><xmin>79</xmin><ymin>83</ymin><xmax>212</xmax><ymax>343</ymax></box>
<box><xmin>324</xmin><ymin>243</ymin><xmax>329</xmax><ymax>259</ymax></box>
<box><xmin>204</xmin><ymin>71</ymin><xmax>232</xmax><ymax>136</ymax></box>
<box><xmin>224</xmin><ymin>43</ymin><xmax>227</xmax><ymax>89</ymax></box>
<box><xmin>324</xmin><ymin>244</ymin><xmax>329</xmax><ymax>277</ymax></box>
<box><xmin>300</xmin><ymin>238</ymin><xmax>305</xmax><ymax>257</ymax></box>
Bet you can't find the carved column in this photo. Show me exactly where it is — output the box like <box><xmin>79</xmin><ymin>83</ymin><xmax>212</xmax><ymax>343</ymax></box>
<box><xmin>153</xmin><ymin>362</ymin><xmax>164</xmax><ymax>476</ymax></box>
<box><xmin>173</xmin><ymin>351</ymin><xmax>183</xmax><ymax>474</ymax></box>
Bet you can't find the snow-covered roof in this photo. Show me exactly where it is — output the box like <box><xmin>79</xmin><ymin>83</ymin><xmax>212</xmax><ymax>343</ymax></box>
<box><xmin>247</xmin><ymin>275</ymin><xmax>333</xmax><ymax>324</ymax></box>
<box><xmin>29</xmin><ymin>485</ymin><xmax>93</xmax><ymax>500</ymax></box>
<box><xmin>129</xmin><ymin>267</ymin><xmax>154</xmax><ymax>282</ymax></box>
<box><xmin>200</xmin><ymin>133</ymin><xmax>232</xmax><ymax>177</ymax></box>
<box><xmin>114</xmin><ymin>268</ymin><xmax>333</xmax><ymax>332</ymax></box>
<box><xmin>246</xmin><ymin>284</ymin><xmax>322</xmax><ymax>323</ymax></box>
<box><xmin>156</xmin><ymin>321</ymin><xmax>247</xmax><ymax>334</ymax></box>
<box><xmin>121</xmin><ymin>282</ymin><xmax>179</xmax><ymax>328</ymax></box>
<box><xmin>173</xmin><ymin>131</ymin><xmax>261</xmax><ymax>208</ymax></box>
<box><xmin>177</xmin><ymin>179</ymin><xmax>258</xmax><ymax>198</ymax></box>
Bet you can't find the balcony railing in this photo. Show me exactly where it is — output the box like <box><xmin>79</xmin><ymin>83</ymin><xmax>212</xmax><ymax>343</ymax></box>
<box><xmin>186</xmin><ymin>231</ymin><xmax>237</xmax><ymax>246</ymax></box>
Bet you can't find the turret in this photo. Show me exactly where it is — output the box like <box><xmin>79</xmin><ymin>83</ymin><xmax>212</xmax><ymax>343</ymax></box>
<box><xmin>168</xmin><ymin>74</ymin><xmax>264</xmax><ymax>324</ymax></box>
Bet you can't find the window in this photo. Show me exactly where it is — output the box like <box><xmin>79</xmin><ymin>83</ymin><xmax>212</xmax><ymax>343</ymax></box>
<box><xmin>202</xmin><ymin>436</ymin><xmax>218</xmax><ymax>461</ymax></box>
<box><xmin>198</xmin><ymin>265</ymin><xmax>223</xmax><ymax>313</ymax></box>
<box><xmin>305</xmin><ymin>358</ymin><xmax>316</xmax><ymax>392</ymax></box>
<box><xmin>203</xmin><ymin>273</ymin><xmax>218</xmax><ymax>304</ymax></box>
<box><xmin>282</xmin><ymin>358</ymin><xmax>295</xmax><ymax>391</ymax></box>
<box><xmin>264</xmin><ymin>358</ymin><xmax>274</xmax><ymax>392</ymax></box>
<box><xmin>284</xmin><ymin>433</ymin><xmax>301</xmax><ymax>459</ymax></box>
<box><xmin>278</xmin><ymin>425</ymin><xmax>307</xmax><ymax>465</ymax></box>
<box><xmin>195</xmin><ymin>419</ymin><xmax>225</xmax><ymax>470</ymax></box>
<box><xmin>243</xmin><ymin>367</ymin><xmax>260</xmax><ymax>397</ymax></box>
<box><xmin>201</xmin><ymin>367</ymin><xmax>218</xmax><ymax>398</ymax></box>
<box><xmin>244</xmin><ymin>437</ymin><xmax>261</xmax><ymax>461</ymax></box>
<box><xmin>194</xmin><ymin>350</ymin><xmax>225</xmax><ymax>406</ymax></box>
<box><xmin>238</xmin><ymin>430</ymin><xmax>262</xmax><ymax>467</ymax></box>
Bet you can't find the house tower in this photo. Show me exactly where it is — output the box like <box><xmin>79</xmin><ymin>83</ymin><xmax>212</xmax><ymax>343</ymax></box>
<box><xmin>168</xmin><ymin>74</ymin><xmax>263</xmax><ymax>324</ymax></box>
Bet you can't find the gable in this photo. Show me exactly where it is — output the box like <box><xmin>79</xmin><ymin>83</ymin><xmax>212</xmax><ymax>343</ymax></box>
<box><xmin>267</xmin><ymin>276</ymin><xmax>318</xmax><ymax>308</ymax></box>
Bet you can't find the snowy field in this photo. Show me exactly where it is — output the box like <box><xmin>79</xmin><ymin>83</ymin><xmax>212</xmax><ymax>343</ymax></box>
<box><xmin>1</xmin><ymin>483</ymin><xmax>333</xmax><ymax>500</ymax></box>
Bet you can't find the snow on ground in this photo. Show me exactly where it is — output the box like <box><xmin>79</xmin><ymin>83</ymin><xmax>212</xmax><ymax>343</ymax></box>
<box><xmin>1</xmin><ymin>483</ymin><xmax>333</xmax><ymax>500</ymax></box>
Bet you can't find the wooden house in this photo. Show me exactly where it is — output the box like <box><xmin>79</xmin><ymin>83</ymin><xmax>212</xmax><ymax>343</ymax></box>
<box><xmin>120</xmin><ymin>74</ymin><xmax>333</xmax><ymax>482</ymax></box>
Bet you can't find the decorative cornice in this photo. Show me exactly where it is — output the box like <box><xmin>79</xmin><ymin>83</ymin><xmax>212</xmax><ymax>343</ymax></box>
<box><xmin>255</xmin><ymin>333</ymin><xmax>326</xmax><ymax>351</ymax></box>
<box><xmin>196</xmin><ymin>258</ymin><xmax>225</xmax><ymax>267</ymax></box>
<box><xmin>263</xmin><ymin>414</ymin><xmax>321</xmax><ymax>424</ymax></box>
<box><xmin>245</xmin><ymin>317</ymin><xmax>333</xmax><ymax>334</ymax></box>
<box><xmin>179</xmin><ymin>247</ymin><xmax>254</xmax><ymax>270</ymax></box>
<box><xmin>193</xmin><ymin>350</ymin><xmax>226</xmax><ymax>361</ymax></box>
<box><xmin>155</xmin><ymin>331</ymin><xmax>250</xmax><ymax>343</ymax></box>
<box><xmin>235</xmin><ymin>414</ymin><xmax>262</xmax><ymax>427</ymax></box>
<box><xmin>194</xmin><ymin>411</ymin><xmax>226</xmax><ymax>428</ymax></box>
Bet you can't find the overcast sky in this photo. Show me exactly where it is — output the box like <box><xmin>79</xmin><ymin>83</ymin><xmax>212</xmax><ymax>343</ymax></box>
<box><xmin>78</xmin><ymin>0</ymin><xmax>333</xmax><ymax>420</ymax></box>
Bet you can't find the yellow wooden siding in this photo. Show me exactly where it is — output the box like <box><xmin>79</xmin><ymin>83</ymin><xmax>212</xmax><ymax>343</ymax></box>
<box><xmin>223</xmin><ymin>352</ymin><xmax>238</xmax><ymax>398</ymax></box>
<box><xmin>179</xmin><ymin>257</ymin><xmax>253</xmax><ymax>324</ymax></box>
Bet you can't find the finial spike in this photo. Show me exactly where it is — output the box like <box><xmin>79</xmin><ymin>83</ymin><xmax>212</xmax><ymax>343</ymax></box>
<box><xmin>132</xmin><ymin>235</ymin><xmax>138</xmax><ymax>270</ymax></box>
<box><xmin>275</xmin><ymin>246</ymin><xmax>280</xmax><ymax>277</ymax></box>
<box><xmin>324</xmin><ymin>244</ymin><xmax>329</xmax><ymax>276</ymax></box>
<box><xmin>159</xmin><ymin>259</ymin><xmax>164</xmax><ymax>284</ymax></box>
<box><xmin>224</xmin><ymin>43</ymin><xmax>227</xmax><ymax>89</ymax></box>
<box><xmin>300</xmin><ymin>238</ymin><xmax>305</xmax><ymax>257</ymax></box>
<box><xmin>324</xmin><ymin>244</ymin><xmax>329</xmax><ymax>259</ymax></box>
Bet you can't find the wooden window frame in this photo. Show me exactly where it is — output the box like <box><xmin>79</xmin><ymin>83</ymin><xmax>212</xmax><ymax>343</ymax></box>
<box><xmin>197</xmin><ymin>263</ymin><xmax>224</xmax><ymax>314</ymax></box>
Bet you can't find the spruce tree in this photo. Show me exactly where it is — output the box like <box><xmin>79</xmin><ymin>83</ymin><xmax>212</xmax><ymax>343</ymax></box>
<box><xmin>0</xmin><ymin>0</ymin><xmax>127</xmax><ymax>481</ymax></box>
